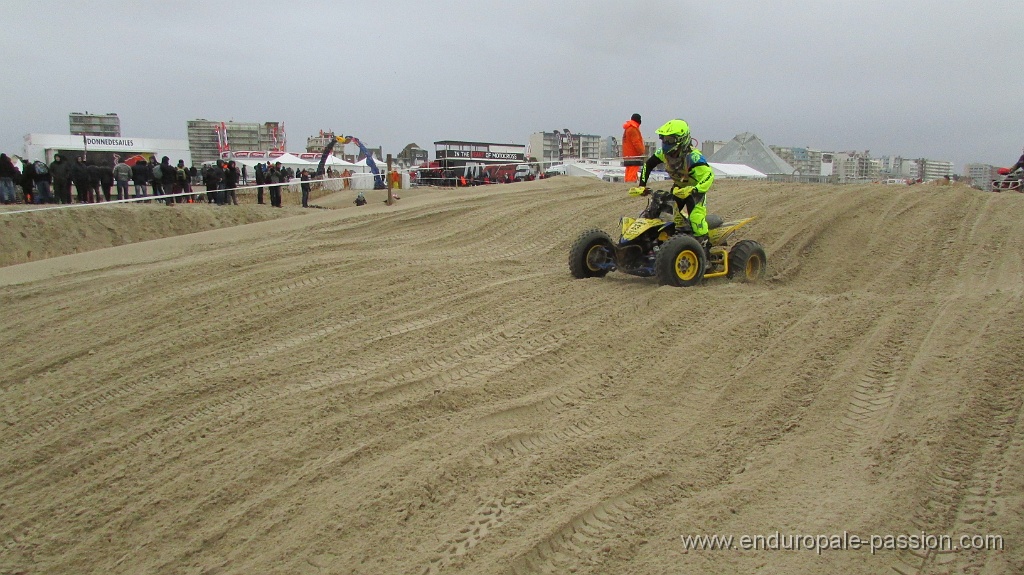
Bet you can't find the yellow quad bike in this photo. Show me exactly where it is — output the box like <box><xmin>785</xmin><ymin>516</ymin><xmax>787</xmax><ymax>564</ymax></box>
<box><xmin>568</xmin><ymin>189</ymin><xmax>766</xmax><ymax>287</ymax></box>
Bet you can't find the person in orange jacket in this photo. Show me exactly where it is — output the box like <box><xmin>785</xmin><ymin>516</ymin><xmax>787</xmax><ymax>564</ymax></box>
<box><xmin>622</xmin><ymin>113</ymin><xmax>645</xmax><ymax>183</ymax></box>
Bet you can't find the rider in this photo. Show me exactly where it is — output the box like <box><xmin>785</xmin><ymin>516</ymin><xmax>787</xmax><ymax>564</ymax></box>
<box><xmin>1007</xmin><ymin>147</ymin><xmax>1024</xmax><ymax>174</ymax></box>
<box><xmin>631</xmin><ymin>119</ymin><xmax>715</xmax><ymax>257</ymax></box>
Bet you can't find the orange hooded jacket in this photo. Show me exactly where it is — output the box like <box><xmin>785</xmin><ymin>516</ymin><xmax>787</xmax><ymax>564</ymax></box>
<box><xmin>622</xmin><ymin>120</ymin><xmax>644</xmax><ymax>166</ymax></box>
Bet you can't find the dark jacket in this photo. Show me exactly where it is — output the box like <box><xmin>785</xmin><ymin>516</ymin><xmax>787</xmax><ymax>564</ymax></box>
<box><xmin>224</xmin><ymin>166</ymin><xmax>240</xmax><ymax>188</ymax></box>
<box><xmin>21</xmin><ymin>161</ymin><xmax>37</xmax><ymax>187</ymax></box>
<box><xmin>160</xmin><ymin>160</ymin><xmax>176</xmax><ymax>186</ymax></box>
<box><xmin>131</xmin><ymin>161</ymin><xmax>150</xmax><ymax>184</ymax></box>
<box><xmin>98</xmin><ymin>165</ymin><xmax>114</xmax><ymax>187</ymax></box>
<box><xmin>50</xmin><ymin>156</ymin><xmax>71</xmax><ymax>183</ymax></box>
<box><xmin>87</xmin><ymin>164</ymin><xmax>101</xmax><ymax>186</ymax></box>
<box><xmin>209</xmin><ymin>164</ymin><xmax>225</xmax><ymax>186</ymax></box>
<box><xmin>71</xmin><ymin>160</ymin><xmax>90</xmax><ymax>185</ymax></box>
<box><xmin>0</xmin><ymin>155</ymin><xmax>20</xmax><ymax>179</ymax></box>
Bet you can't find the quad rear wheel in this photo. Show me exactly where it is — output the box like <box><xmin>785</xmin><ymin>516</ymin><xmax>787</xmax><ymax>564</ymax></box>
<box><xmin>569</xmin><ymin>229</ymin><xmax>615</xmax><ymax>278</ymax></box>
<box><xmin>727</xmin><ymin>239</ymin><xmax>767</xmax><ymax>283</ymax></box>
<box><xmin>655</xmin><ymin>235</ymin><xmax>706</xmax><ymax>287</ymax></box>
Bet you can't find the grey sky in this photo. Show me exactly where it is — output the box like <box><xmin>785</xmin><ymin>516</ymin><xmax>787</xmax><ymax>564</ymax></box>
<box><xmin>3</xmin><ymin>0</ymin><xmax>1022</xmax><ymax>170</ymax></box>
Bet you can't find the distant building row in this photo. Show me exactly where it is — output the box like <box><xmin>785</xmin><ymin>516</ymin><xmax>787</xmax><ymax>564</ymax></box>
<box><xmin>49</xmin><ymin>114</ymin><xmax>996</xmax><ymax>187</ymax></box>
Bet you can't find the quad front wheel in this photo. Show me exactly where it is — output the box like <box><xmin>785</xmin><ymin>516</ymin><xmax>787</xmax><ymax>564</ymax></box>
<box><xmin>655</xmin><ymin>235</ymin><xmax>706</xmax><ymax>287</ymax></box>
<box><xmin>569</xmin><ymin>229</ymin><xmax>615</xmax><ymax>278</ymax></box>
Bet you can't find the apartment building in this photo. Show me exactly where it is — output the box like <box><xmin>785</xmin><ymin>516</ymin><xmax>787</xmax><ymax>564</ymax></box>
<box><xmin>69</xmin><ymin>112</ymin><xmax>121</xmax><ymax>138</ymax></box>
<box><xmin>528</xmin><ymin>131</ymin><xmax>602</xmax><ymax>165</ymax></box>
<box><xmin>833</xmin><ymin>151</ymin><xmax>882</xmax><ymax>183</ymax></box>
<box><xmin>964</xmin><ymin>163</ymin><xmax>998</xmax><ymax>190</ymax></box>
<box><xmin>770</xmin><ymin>146</ymin><xmax>833</xmax><ymax>182</ymax></box>
<box><xmin>186</xmin><ymin>120</ymin><xmax>285</xmax><ymax>165</ymax></box>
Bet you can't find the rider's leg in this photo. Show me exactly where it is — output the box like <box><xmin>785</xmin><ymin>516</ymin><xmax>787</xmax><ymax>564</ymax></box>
<box><xmin>686</xmin><ymin>193</ymin><xmax>711</xmax><ymax>267</ymax></box>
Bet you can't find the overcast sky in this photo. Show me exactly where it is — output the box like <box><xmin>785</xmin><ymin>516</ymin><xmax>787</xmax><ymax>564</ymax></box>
<box><xmin>3</xmin><ymin>0</ymin><xmax>1022</xmax><ymax>170</ymax></box>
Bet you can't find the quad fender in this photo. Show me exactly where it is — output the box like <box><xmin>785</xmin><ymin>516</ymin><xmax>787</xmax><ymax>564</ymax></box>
<box><xmin>621</xmin><ymin>217</ymin><xmax>670</xmax><ymax>242</ymax></box>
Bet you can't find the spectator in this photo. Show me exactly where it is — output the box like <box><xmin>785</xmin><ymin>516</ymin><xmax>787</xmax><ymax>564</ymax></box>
<box><xmin>71</xmin><ymin>157</ymin><xmax>91</xmax><ymax>203</ymax></box>
<box><xmin>241</xmin><ymin>163</ymin><xmax>248</xmax><ymax>185</ymax></box>
<box><xmin>0</xmin><ymin>154</ymin><xmax>21</xmax><ymax>204</ymax></box>
<box><xmin>50</xmin><ymin>154</ymin><xmax>72</xmax><ymax>204</ymax></box>
<box><xmin>209</xmin><ymin>160</ymin><xmax>225</xmax><ymax>205</ymax></box>
<box><xmin>98</xmin><ymin>162</ymin><xmax>114</xmax><ymax>201</ymax></box>
<box><xmin>267</xmin><ymin>161</ymin><xmax>285</xmax><ymax>207</ymax></box>
<box><xmin>131</xmin><ymin>158</ymin><xmax>150</xmax><ymax>198</ymax></box>
<box><xmin>159</xmin><ymin>156</ymin><xmax>176</xmax><ymax>205</ymax></box>
<box><xmin>224</xmin><ymin>160</ymin><xmax>240</xmax><ymax>205</ymax></box>
<box><xmin>20</xmin><ymin>158</ymin><xmax>36</xmax><ymax>204</ymax></box>
<box><xmin>300</xmin><ymin>168</ymin><xmax>311</xmax><ymax>207</ymax></box>
<box><xmin>172</xmin><ymin>159</ymin><xmax>190</xmax><ymax>202</ymax></box>
<box><xmin>149</xmin><ymin>157</ymin><xmax>164</xmax><ymax>199</ymax></box>
<box><xmin>113</xmin><ymin>158</ymin><xmax>133</xmax><ymax>200</ymax></box>
<box><xmin>87</xmin><ymin>161</ymin><xmax>102</xmax><ymax>203</ymax></box>
<box><xmin>254</xmin><ymin>161</ymin><xmax>266</xmax><ymax>204</ymax></box>
<box><xmin>200</xmin><ymin>164</ymin><xmax>212</xmax><ymax>202</ymax></box>
<box><xmin>31</xmin><ymin>158</ymin><xmax>53</xmax><ymax>204</ymax></box>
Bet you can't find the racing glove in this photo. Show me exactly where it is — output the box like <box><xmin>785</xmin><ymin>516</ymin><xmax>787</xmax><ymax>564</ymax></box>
<box><xmin>672</xmin><ymin>185</ymin><xmax>695</xmax><ymax>199</ymax></box>
<box><xmin>628</xmin><ymin>186</ymin><xmax>650</xmax><ymax>197</ymax></box>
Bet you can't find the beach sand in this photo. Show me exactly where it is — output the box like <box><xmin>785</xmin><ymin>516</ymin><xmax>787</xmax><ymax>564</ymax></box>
<box><xmin>1</xmin><ymin>177</ymin><xmax>1021</xmax><ymax>574</ymax></box>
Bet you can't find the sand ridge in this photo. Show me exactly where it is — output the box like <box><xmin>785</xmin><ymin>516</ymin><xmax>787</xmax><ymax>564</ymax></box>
<box><xmin>1</xmin><ymin>177</ymin><xmax>1021</xmax><ymax>574</ymax></box>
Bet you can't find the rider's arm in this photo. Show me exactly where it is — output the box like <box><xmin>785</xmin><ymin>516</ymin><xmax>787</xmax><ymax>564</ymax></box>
<box><xmin>691</xmin><ymin>161</ymin><xmax>714</xmax><ymax>194</ymax></box>
<box><xmin>637</xmin><ymin>152</ymin><xmax>664</xmax><ymax>187</ymax></box>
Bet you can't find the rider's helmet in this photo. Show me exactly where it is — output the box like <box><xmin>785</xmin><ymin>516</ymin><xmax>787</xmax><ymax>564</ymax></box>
<box><xmin>656</xmin><ymin>119</ymin><xmax>691</xmax><ymax>155</ymax></box>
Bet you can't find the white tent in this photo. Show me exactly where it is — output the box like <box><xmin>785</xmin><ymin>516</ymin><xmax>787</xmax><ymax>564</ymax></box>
<box><xmin>266</xmin><ymin>153</ymin><xmax>312</xmax><ymax>170</ymax></box>
<box><xmin>354</xmin><ymin>156</ymin><xmax>388</xmax><ymax>169</ymax></box>
<box><xmin>322</xmin><ymin>155</ymin><xmax>358</xmax><ymax>168</ymax></box>
<box><xmin>709</xmin><ymin>162</ymin><xmax>767</xmax><ymax>179</ymax></box>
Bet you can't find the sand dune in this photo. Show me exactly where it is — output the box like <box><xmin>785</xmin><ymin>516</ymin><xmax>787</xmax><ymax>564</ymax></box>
<box><xmin>1</xmin><ymin>177</ymin><xmax>1021</xmax><ymax>574</ymax></box>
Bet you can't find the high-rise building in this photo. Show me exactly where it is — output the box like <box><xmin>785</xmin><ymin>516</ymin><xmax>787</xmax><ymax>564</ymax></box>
<box><xmin>186</xmin><ymin>119</ymin><xmax>285</xmax><ymax>165</ymax></box>
<box><xmin>770</xmin><ymin>146</ymin><xmax>833</xmax><ymax>182</ymax></box>
<box><xmin>833</xmin><ymin>151</ymin><xmax>881</xmax><ymax>183</ymax></box>
<box><xmin>600</xmin><ymin>136</ymin><xmax>619</xmax><ymax>160</ymax></box>
<box><xmin>921</xmin><ymin>160</ymin><xmax>954</xmax><ymax>182</ymax></box>
<box><xmin>528</xmin><ymin>131</ymin><xmax>602</xmax><ymax>165</ymax></box>
<box><xmin>70</xmin><ymin>112</ymin><xmax>121</xmax><ymax>137</ymax></box>
<box><xmin>964</xmin><ymin>163</ymin><xmax>997</xmax><ymax>190</ymax></box>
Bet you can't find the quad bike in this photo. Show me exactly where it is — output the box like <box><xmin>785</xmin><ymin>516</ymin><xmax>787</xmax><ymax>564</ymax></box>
<box><xmin>568</xmin><ymin>189</ymin><xmax>766</xmax><ymax>287</ymax></box>
<box><xmin>991</xmin><ymin>168</ymin><xmax>1023</xmax><ymax>192</ymax></box>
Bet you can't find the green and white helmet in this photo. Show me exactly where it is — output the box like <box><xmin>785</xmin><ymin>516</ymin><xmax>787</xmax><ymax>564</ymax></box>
<box><xmin>655</xmin><ymin>119</ymin><xmax>691</xmax><ymax>154</ymax></box>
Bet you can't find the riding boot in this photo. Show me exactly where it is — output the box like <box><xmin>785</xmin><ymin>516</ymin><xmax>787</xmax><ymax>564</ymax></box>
<box><xmin>697</xmin><ymin>235</ymin><xmax>712</xmax><ymax>270</ymax></box>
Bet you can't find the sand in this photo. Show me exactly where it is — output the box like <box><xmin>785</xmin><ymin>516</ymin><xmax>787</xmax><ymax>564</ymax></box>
<box><xmin>0</xmin><ymin>177</ymin><xmax>1021</xmax><ymax>574</ymax></box>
